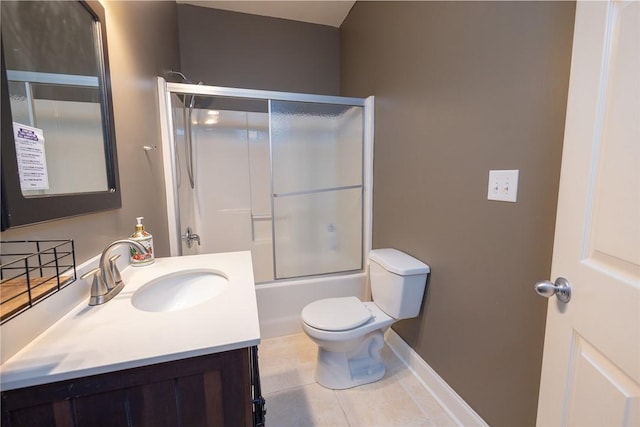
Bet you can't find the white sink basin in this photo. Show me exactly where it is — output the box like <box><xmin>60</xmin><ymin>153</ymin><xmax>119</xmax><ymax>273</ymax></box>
<box><xmin>131</xmin><ymin>269</ymin><xmax>229</xmax><ymax>312</ymax></box>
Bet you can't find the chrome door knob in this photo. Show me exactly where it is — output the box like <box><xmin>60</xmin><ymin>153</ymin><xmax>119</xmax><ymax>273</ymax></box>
<box><xmin>534</xmin><ymin>277</ymin><xmax>572</xmax><ymax>303</ymax></box>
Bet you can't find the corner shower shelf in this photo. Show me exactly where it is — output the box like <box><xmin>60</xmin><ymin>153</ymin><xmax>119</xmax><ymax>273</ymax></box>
<box><xmin>0</xmin><ymin>240</ymin><xmax>76</xmax><ymax>324</ymax></box>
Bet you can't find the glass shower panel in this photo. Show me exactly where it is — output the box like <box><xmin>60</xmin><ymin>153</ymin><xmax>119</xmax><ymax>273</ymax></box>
<box><xmin>271</xmin><ymin>100</ymin><xmax>364</xmax><ymax>279</ymax></box>
<box><xmin>170</xmin><ymin>94</ymin><xmax>275</xmax><ymax>282</ymax></box>
<box><xmin>273</xmin><ymin>188</ymin><xmax>362</xmax><ymax>278</ymax></box>
<box><xmin>271</xmin><ymin>101</ymin><xmax>363</xmax><ymax>194</ymax></box>
<box><xmin>191</xmin><ymin>107</ymin><xmax>253</xmax><ymax>254</ymax></box>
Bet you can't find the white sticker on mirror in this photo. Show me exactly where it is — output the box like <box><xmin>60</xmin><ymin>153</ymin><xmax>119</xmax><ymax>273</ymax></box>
<box><xmin>13</xmin><ymin>122</ymin><xmax>49</xmax><ymax>191</ymax></box>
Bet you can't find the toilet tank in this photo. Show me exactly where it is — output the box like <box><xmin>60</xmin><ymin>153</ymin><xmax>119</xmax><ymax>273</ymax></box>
<box><xmin>368</xmin><ymin>249</ymin><xmax>430</xmax><ymax>319</ymax></box>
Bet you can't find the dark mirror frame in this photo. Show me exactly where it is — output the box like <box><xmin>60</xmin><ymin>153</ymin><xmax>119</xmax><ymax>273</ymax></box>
<box><xmin>1</xmin><ymin>1</ymin><xmax>121</xmax><ymax>231</ymax></box>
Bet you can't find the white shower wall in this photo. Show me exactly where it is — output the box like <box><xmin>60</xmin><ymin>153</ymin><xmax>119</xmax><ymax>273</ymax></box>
<box><xmin>179</xmin><ymin>109</ymin><xmax>272</xmax><ymax>282</ymax></box>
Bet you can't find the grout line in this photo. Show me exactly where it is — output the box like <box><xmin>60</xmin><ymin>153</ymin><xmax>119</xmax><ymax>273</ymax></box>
<box><xmin>396</xmin><ymin>367</ymin><xmax>438</xmax><ymax>423</ymax></box>
<box><xmin>262</xmin><ymin>382</ymin><xmax>309</xmax><ymax>399</ymax></box>
<box><xmin>260</xmin><ymin>379</ymin><xmax>317</xmax><ymax>396</ymax></box>
<box><xmin>333</xmin><ymin>388</ymin><xmax>353</xmax><ymax>427</ymax></box>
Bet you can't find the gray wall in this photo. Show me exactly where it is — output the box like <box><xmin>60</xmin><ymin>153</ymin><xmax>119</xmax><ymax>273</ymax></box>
<box><xmin>340</xmin><ymin>2</ymin><xmax>575</xmax><ymax>426</ymax></box>
<box><xmin>1</xmin><ymin>2</ymin><xmax>576</xmax><ymax>425</ymax></box>
<box><xmin>177</xmin><ymin>5</ymin><xmax>340</xmax><ymax>95</ymax></box>
<box><xmin>1</xmin><ymin>2</ymin><xmax>181</xmax><ymax>264</ymax></box>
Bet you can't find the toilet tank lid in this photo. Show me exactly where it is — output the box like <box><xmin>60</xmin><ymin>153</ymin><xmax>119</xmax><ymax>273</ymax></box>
<box><xmin>369</xmin><ymin>248</ymin><xmax>430</xmax><ymax>275</ymax></box>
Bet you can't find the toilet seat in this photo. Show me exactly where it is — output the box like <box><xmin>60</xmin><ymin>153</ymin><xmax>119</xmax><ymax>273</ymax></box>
<box><xmin>302</xmin><ymin>296</ymin><xmax>372</xmax><ymax>331</ymax></box>
<box><xmin>302</xmin><ymin>301</ymin><xmax>394</xmax><ymax>345</ymax></box>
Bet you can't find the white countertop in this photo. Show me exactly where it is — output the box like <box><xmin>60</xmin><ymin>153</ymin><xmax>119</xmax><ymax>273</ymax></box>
<box><xmin>0</xmin><ymin>251</ymin><xmax>260</xmax><ymax>391</ymax></box>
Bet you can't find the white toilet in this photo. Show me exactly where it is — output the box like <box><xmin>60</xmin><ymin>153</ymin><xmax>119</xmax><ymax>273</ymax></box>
<box><xmin>301</xmin><ymin>248</ymin><xmax>430</xmax><ymax>389</ymax></box>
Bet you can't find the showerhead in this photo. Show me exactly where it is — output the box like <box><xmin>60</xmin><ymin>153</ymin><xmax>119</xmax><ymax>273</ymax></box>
<box><xmin>166</xmin><ymin>71</ymin><xmax>205</xmax><ymax>109</ymax></box>
<box><xmin>167</xmin><ymin>70</ymin><xmax>190</xmax><ymax>83</ymax></box>
<box><xmin>166</xmin><ymin>70</ymin><xmax>205</xmax><ymax>86</ymax></box>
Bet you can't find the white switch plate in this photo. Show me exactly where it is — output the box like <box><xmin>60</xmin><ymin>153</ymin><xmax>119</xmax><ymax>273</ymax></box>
<box><xmin>487</xmin><ymin>170</ymin><xmax>519</xmax><ymax>202</ymax></box>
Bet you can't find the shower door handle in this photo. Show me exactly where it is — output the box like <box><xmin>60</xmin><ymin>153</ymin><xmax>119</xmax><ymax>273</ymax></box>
<box><xmin>183</xmin><ymin>226</ymin><xmax>201</xmax><ymax>248</ymax></box>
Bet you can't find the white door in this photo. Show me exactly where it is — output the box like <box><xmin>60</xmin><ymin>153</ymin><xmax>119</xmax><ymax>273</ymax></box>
<box><xmin>536</xmin><ymin>1</ymin><xmax>640</xmax><ymax>426</ymax></box>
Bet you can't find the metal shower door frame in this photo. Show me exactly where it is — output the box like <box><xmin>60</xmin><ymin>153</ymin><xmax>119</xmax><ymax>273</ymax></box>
<box><xmin>158</xmin><ymin>78</ymin><xmax>374</xmax><ymax>280</ymax></box>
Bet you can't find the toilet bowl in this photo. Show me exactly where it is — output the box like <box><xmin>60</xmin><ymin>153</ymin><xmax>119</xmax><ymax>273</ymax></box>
<box><xmin>301</xmin><ymin>248</ymin><xmax>430</xmax><ymax>389</ymax></box>
<box><xmin>302</xmin><ymin>298</ymin><xmax>394</xmax><ymax>389</ymax></box>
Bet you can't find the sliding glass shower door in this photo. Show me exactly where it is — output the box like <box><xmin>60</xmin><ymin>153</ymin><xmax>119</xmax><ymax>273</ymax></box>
<box><xmin>162</xmin><ymin>80</ymin><xmax>369</xmax><ymax>283</ymax></box>
<box><xmin>270</xmin><ymin>101</ymin><xmax>364</xmax><ymax>279</ymax></box>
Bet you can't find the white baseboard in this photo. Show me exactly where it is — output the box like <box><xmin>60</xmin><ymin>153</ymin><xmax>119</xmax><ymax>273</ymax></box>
<box><xmin>385</xmin><ymin>329</ymin><xmax>489</xmax><ymax>427</ymax></box>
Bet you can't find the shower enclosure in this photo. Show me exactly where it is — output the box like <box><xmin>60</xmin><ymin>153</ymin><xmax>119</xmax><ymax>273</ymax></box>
<box><xmin>158</xmin><ymin>79</ymin><xmax>373</xmax><ymax>284</ymax></box>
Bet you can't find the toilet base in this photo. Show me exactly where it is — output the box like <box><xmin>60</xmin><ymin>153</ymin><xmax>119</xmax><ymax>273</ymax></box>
<box><xmin>315</xmin><ymin>330</ymin><xmax>386</xmax><ymax>389</ymax></box>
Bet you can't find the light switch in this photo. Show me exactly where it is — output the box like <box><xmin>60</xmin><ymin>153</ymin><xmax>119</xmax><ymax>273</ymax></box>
<box><xmin>487</xmin><ymin>170</ymin><xmax>519</xmax><ymax>202</ymax></box>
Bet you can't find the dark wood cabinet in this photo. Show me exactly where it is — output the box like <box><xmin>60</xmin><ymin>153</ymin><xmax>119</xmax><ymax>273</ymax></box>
<box><xmin>2</xmin><ymin>347</ymin><xmax>263</xmax><ymax>427</ymax></box>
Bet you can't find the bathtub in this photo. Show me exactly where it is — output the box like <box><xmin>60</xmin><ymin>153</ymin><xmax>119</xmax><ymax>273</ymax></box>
<box><xmin>255</xmin><ymin>272</ymin><xmax>368</xmax><ymax>339</ymax></box>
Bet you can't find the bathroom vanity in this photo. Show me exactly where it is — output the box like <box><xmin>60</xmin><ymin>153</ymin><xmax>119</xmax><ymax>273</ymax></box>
<box><xmin>0</xmin><ymin>252</ymin><xmax>264</xmax><ymax>427</ymax></box>
<box><xmin>2</xmin><ymin>348</ymin><xmax>255</xmax><ymax>426</ymax></box>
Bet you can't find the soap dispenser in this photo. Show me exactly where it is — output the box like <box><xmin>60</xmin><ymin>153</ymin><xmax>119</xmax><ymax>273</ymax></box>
<box><xmin>130</xmin><ymin>216</ymin><xmax>154</xmax><ymax>266</ymax></box>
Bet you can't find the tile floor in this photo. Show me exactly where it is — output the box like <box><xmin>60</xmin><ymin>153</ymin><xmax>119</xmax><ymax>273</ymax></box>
<box><xmin>258</xmin><ymin>333</ymin><xmax>458</xmax><ymax>427</ymax></box>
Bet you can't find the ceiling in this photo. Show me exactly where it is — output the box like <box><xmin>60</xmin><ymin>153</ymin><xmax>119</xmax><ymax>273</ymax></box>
<box><xmin>176</xmin><ymin>1</ymin><xmax>356</xmax><ymax>28</ymax></box>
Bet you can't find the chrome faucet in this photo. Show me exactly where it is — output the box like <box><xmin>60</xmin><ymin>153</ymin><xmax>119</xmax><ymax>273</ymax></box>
<box><xmin>81</xmin><ymin>239</ymin><xmax>149</xmax><ymax>306</ymax></box>
<box><xmin>183</xmin><ymin>226</ymin><xmax>201</xmax><ymax>248</ymax></box>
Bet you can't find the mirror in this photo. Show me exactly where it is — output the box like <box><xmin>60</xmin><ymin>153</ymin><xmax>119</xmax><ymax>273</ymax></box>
<box><xmin>1</xmin><ymin>0</ymin><xmax>120</xmax><ymax>230</ymax></box>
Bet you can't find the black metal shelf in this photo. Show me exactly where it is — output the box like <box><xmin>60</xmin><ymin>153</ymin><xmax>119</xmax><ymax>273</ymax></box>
<box><xmin>0</xmin><ymin>239</ymin><xmax>76</xmax><ymax>324</ymax></box>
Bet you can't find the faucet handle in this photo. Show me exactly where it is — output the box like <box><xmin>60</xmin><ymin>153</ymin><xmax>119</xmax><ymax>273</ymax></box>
<box><xmin>183</xmin><ymin>227</ymin><xmax>201</xmax><ymax>248</ymax></box>
<box><xmin>109</xmin><ymin>254</ymin><xmax>123</xmax><ymax>286</ymax></box>
<box><xmin>81</xmin><ymin>267</ymin><xmax>108</xmax><ymax>306</ymax></box>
